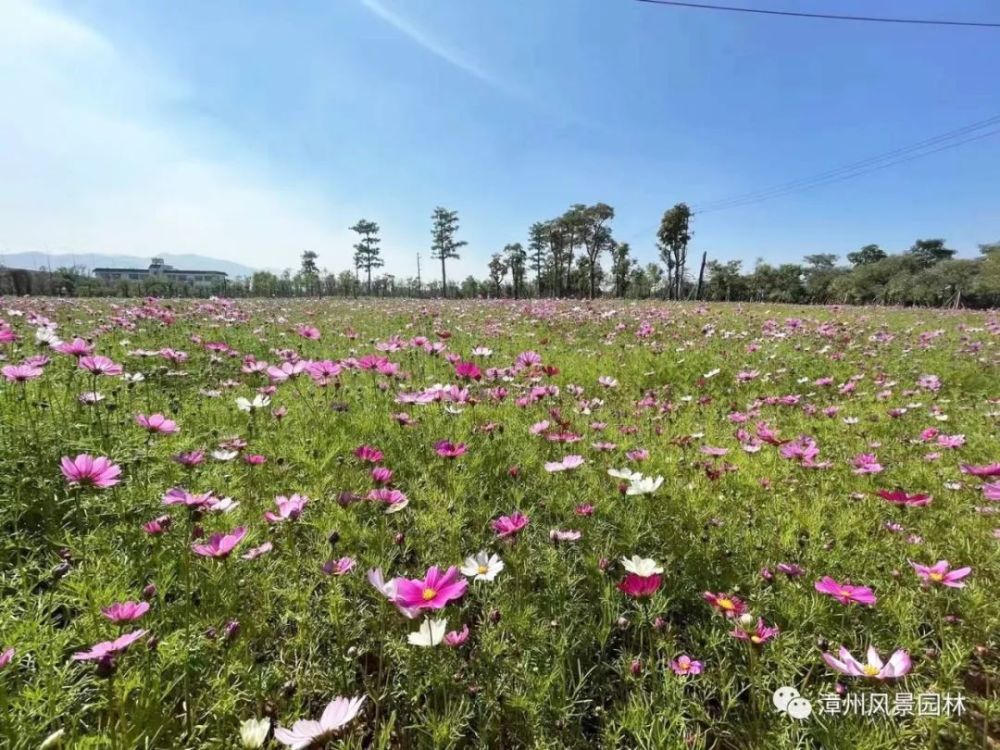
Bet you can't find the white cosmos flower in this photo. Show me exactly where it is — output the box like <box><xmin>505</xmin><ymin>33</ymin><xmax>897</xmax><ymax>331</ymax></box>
<box><xmin>626</xmin><ymin>475</ymin><xmax>664</xmax><ymax>496</ymax></box>
<box><xmin>39</xmin><ymin>730</ymin><xmax>66</xmax><ymax>749</ymax></box>
<box><xmin>703</xmin><ymin>368</ymin><xmax>721</xmax><ymax>379</ymax></box>
<box><xmin>236</xmin><ymin>394</ymin><xmax>271</xmax><ymax>412</ymax></box>
<box><xmin>35</xmin><ymin>327</ymin><xmax>61</xmax><ymax>347</ymax></box>
<box><xmin>273</xmin><ymin>696</ymin><xmax>365</xmax><ymax>749</ymax></box>
<box><xmin>608</xmin><ymin>468</ymin><xmax>641</xmax><ymax>482</ymax></box>
<box><xmin>621</xmin><ymin>555</ymin><xmax>663</xmax><ymax>576</ymax></box>
<box><xmin>210</xmin><ymin>497</ymin><xmax>239</xmax><ymax>513</ymax></box>
<box><xmin>240</xmin><ymin>717</ymin><xmax>270</xmax><ymax>749</ymax></box>
<box><xmin>408</xmin><ymin>618</ymin><xmax>447</xmax><ymax>647</ymax></box>
<box><xmin>212</xmin><ymin>450</ymin><xmax>239</xmax><ymax>461</ymax></box>
<box><xmin>460</xmin><ymin>551</ymin><xmax>504</xmax><ymax>582</ymax></box>
<box><xmin>122</xmin><ymin>372</ymin><xmax>145</xmax><ymax>383</ymax></box>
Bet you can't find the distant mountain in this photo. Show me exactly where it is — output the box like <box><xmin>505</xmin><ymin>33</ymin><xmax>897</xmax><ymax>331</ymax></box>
<box><xmin>0</xmin><ymin>252</ymin><xmax>256</xmax><ymax>279</ymax></box>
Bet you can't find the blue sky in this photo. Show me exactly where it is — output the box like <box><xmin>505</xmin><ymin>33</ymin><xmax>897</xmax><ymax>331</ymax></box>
<box><xmin>1</xmin><ymin>0</ymin><xmax>998</xmax><ymax>278</ymax></box>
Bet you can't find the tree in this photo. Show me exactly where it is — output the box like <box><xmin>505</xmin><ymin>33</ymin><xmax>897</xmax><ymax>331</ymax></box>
<box><xmin>560</xmin><ymin>205</ymin><xmax>588</xmax><ymax>296</ymax></box>
<box><xmin>350</xmin><ymin>219</ymin><xmax>383</xmax><ymax>294</ymax></box>
<box><xmin>580</xmin><ymin>203</ymin><xmax>614</xmax><ymax>299</ymax></box>
<box><xmin>610</xmin><ymin>241</ymin><xmax>634</xmax><ymax>298</ymax></box>
<box><xmin>704</xmin><ymin>260</ymin><xmax>745</xmax><ymax>301</ymax></box>
<box><xmin>657</xmin><ymin>203</ymin><xmax>692</xmax><ymax>299</ymax></box>
<box><xmin>300</xmin><ymin>251</ymin><xmax>319</xmax><ymax>294</ymax></box>
<box><xmin>488</xmin><ymin>252</ymin><xmax>508</xmax><ymax>297</ymax></box>
<box><xmin>528</xmin><ymin>222</ymin><xmax>550</xmax><ymax>297</ymax></box>
<box><xmin>430</xmin><ymin>207</ymin><xmax>467</xmax><ymax>298</ymax></box>
<box><xmin>547</xmin><ymin>221</ymin><xmax>569</xmax><ymax>297</ymax></box>
<box><xmin>505</xmin><ymin>242</ymin><xmax>527</xmax><ymax>299</ymax></box>
<box><xmin>846</xmin><ymin>244</ymin><xmax>886</xmax><ymax>266</ymax></box>
<box><xmin>803</xmin><ymin>253</ymin><xmax>838</xmax><ymax>270</ymax></box>
<box><xmin>908</xmin><ymin>238</ymin><xmax>956</xmax><ymax>268</ymax></box>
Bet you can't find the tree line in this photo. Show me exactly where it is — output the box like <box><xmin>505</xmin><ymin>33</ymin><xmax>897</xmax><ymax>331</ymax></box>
<box><xmin>3</xmin><ymin>203</ymin><xmax>998</xmax><ymax>306</ymax></box>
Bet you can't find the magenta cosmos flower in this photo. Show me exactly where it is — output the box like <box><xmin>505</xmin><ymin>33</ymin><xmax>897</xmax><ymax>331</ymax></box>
<box><xmin>102</xmin><ymin>601</ymin><xmax>150</xmax><ymax>623</ymax></box>
<box><xmin>618</xmin><ymin>573</ymin><xmax>662</xmax><ymax>599</ymax></box>
<box><xmin>265</xmin><ymin>494</ymin><xmax>309</xmax><ymax>523</ymax></box>
<box><xmin>544</xmin><ymin>454</ymin><xmax>585</xmax><ymax>472</ymax></box>
<box><xmin>135</xmin><ymin>413</ymin><xmax>179</xmax><ymax>434</ymax></box>
<box><xmin>454</xmin><ymin>360</ymin><xmax>482</xmax><ymax>380</ymax></box>
<box><xmin>876</xmin><ymin>489</ymin><xmax>932</xmax><ymax>507</ymax></box>
<box><xmin>0</xmin><ymin>647</ymin><xmax>15</xmax><ymax>670</ymax></box>
<box><xmin>702</xmin><ymin>592</ymin><xmax>747</xmax><ymax>618</ymax></box>
<box><xmin>960</xmin><ymin>463</ymin><xmax>1000</xmax><ymax>478</ymax></box>
<box><xmin>444</xmin><ymin>624</ymin><xmax>470</xmax><ymax>647</ymax></box>
<box><xmin>434</xmin><ymin>440</ymin><xmax>468</xmax><ymax>458</ymax></box>
<box><xmin>822</xmin><ymin>646</ymin><xmax>911</xmax><ymax>680</ymax></box>
<box><xmin>274</xmin><ymin>696</ymin><xmax>365</xmax><ymax>749</ymax></box>
<box><xmin>2</xmin><ymin>364</ymin><xmax>43</xmax><ymax>383</ymax></box>
<box><xmin>909</xmin><ymin>560</ymin><xmax>972</xmax><ymax>588</ymax></box>
<box><xmin>393</xmin><ymin>566</ymin><xmax>468</xmax><ymax>611</ymax></box>
<box><xmin>492</xmin><ymin>512</ymin><xmax>529</xmax><ymax>538</ymax></box>
<box><xmin>60</xmin><ymin>454</ymin><xmax>121</xmax><ymax>489</ymax></box>
<box><xmin>72</xmin><ymin>629</ymin><xmax>147</xmax><ymax>663</ymax></box>
<box><xmin>983</xmin><ymin>482</ymin><xmax>1000</xmax><ymax>501</ymax></box>
<box><xmin>731</xmin><ymin>618</ymin><xmax>779</xmax><ymax>645</ymax></box>
<box><xmin>670</xmin><ymin>654</ymin><xmax>703</xmax><ymax>676</ymax></box>
<box><xmin>815</xmin><ymin>576</ymin><xmax>877</xmax><ymax>607</ymax></box>
<box><xmin>191</xmin><ymin>527</ymin><xmax>247</xmax><ymax>558</ymax></box>
<box><xmin>354</xmin><ymin>444</ymin><xmax>384</xmax><ymax>463</ymax></box>
<box><xmin>78</xmin><ymin>355</ymin><xmax>123</xmax><ymax>376</ymax></box>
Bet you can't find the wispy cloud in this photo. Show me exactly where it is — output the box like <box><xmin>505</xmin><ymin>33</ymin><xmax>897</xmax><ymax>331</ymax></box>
<box><xmin>360</xmin><ymin>0</ymin><xmax>520</xmax><ymax>97</ymax></box>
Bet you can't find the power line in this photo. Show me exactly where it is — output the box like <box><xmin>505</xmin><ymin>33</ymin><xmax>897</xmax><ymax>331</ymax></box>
<box><xmin>633</xmin><ymin>0</ymin><xmax>1000</xmax><ymax>28</ymax></box>
<box><xmin>626</xmin><ymin>113</ymin><xmax>1000</xmax><ymax>241</ymax></box>
<box><xmin>695</xmin><ymin>113</ymin><xmax>1000</xmax><ymax>212</ymax></box>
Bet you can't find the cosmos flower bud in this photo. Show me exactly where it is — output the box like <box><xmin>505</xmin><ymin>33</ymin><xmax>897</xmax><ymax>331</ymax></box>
<box><xmin>393</xmin><ymin>532</ymin><xmax>405</xmax><ymax>545</ymax></box>
<box><xmin>630</xmin><ymin>658</ymin><xmax>642</xmax><ymax>676</ymax></box>
<box><xmin>653</xmin><ymin>616</ymin><xmax>667</xmax><ymax>632</ymax></box>
<box><xmin>616</xmin><ymin>616</ymin><xmax>629</xmax><ymax>630</ymax></box>
<box><xmin>142</xmin><ymin>583</ymin><xmax>157</xmax><ymax>600</ymax></box>
<box><xmin>488</xmin><ymin>609</ymin><xmax>501</xmax><ymax>624</ymax></box>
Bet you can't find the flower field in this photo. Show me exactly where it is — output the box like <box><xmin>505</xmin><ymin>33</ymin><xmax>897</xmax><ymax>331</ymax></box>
<box><xmin>1</xmin><ymin>297</ymin><xmax>998</xmax><ymax>749</ymax></box>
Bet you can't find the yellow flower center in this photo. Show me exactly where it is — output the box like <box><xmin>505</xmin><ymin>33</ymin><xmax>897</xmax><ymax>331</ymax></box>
<box><xmin>718</xmin><ymin>598</ymin><xmax>734</xmax><ymax>611</ymax></box>
<box><xmin>421</xmin><ymin>588</ymin><xmax>437</xmax><ymax>601</ymax></box>
<box><xmin>750</xmin><ymin>635</ymin><xmax>762</xmax><ymax>644</ymax></box>
<box><xmin>929</xmin><ymin>572</ymin><xmax>944</xmax><ymax>582</ymax></box>
<box><xmin>862</xmin><ymin>664</ymin><xmax>879</xmax><ymax>676</ymax></box>
<box><xmin>838</xmin><ymin>589</ymin><xmax>852</xmax><ymax>599</ymax></box>
<box><xmin>478</xmin><ymin>565</ymin><xmax>489</xmax><ymax>575</ymax></box>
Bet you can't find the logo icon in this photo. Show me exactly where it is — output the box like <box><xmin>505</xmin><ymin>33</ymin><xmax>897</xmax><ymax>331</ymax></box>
<box><xmin>773</xmin><ymin>686</ymin><xmax>813</xmax><ymax>720</ymax></box>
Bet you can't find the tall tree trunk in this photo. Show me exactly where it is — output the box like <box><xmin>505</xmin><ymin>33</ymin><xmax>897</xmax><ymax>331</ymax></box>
<box><xmin>440</xmin><ymin>258</ymin><xmax>447</xmax><ymax>299</ymax></box>
<box><xmin>696</xmin><ymin>251</ymin><xmax>707</xmax><ymax>300</ymax></box>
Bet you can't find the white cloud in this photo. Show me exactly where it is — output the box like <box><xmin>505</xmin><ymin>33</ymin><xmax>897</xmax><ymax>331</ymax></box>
<box><xmin>360</xmin><ymin>0</ymin><xmax>518</xmax><ymax>97</ymax></box>
<box><xmin>0</xmin><ymin>0</ymin><xmax>383</xmax><ymax>274</ymax></box>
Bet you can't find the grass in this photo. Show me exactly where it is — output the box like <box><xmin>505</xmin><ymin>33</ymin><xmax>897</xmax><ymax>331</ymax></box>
<box><xmin>0</xmin><ymin>297</ymin><xmax>997</xmax><ymax>749</ymax></box>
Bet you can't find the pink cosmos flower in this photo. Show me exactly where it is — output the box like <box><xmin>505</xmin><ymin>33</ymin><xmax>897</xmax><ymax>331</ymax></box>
<box><xmin>434</xmin><ymin>440</ymin><xmax>468</xmax><ymax>458</ymax></box>
<box><xmin>626</xmin><ymin>449</ymin><xmax>650</xmax><ymax>462</ymax></box>
<box><xmin>371</xmin><ymin>467</ymin><xmax>393</xmax><ymax>484</ymax></box>
<box><xmin>143</xmin><ymin>515</ymin><xmax>172</xmax><ymax>535</ymax></box>
<box><xmin>936</xmin><ymin>434</ymin><xmax>965</xmax><ymax>449</ymax></box>
<box><xmin>544</xmin><ymin>454</ymin><xmax>585</xmax><ymax>473</ymax></box>
<box><xmin>321</xmin><ymin>557</ymin><xmax>356</xmax><ymax>576</ymax></box>
<box><xmin>0</xmin><ymin>647</ymin><xmax>14</xmax><ymax>670</ymax></box>
<box><xmin>55</xmin><ymin>338</ymin><xmax>94</xmax><ymax>357</ymax></box>
<box><xmin>961</xmin><ymin>463</ymin><xmax>1000</xmax><ymax>478</ymax></box>
<box><xmin>367</xmin><ymin>568</ymin><xmax>419</xmax><ymax>619</ymax></box>
<box><xmin>618</xmin><ymin>573</ymin><xmax>662</xmax><ymax>598</ymax></box>
<box><xmin>702</xmin><ymin>592</ymin><xmax>747</xmax><ymax>618</ymax></box>
<box><xmin>2</xmin><ymin>364</ymin><xmax>43</xmax><ymax>383</ymax></box>
<box><xmin>776</xmin><ymin>563</ymin><xmax>805</xmax><ymax>578</ymax></box>
<box><xmin>296</xmin><ymin>325</ymin><xmax>320</xmax><ymax>340</ymax></box>
<box><xmin>72</xmin><ymin>629</ymin><xmax>147</xmax><ymax>663</ymax></box>
<box><xmin>191</xmin><ymin>527</ymin><xmax>247</xmax><ymax>558</ymax></box>
<box><xmin>730</xmin><ymin>618</ymin><xmax>779</xmax><ymax>645</ymax></box>
<box><xmin>454</xmin><ymin>360</ymin><xmax>482</xmax><ymax>380</ymax></box>
<box><xmin>815</xmin><ymin>576</ymin><xmax>877</xmax><ymax>607</ymax></box>
<box><xmin>78</xmin><ymin>355</ymin><xmax>123</xmax><ymax>376</ymax></box>
<box><xmin>101</xmin><ymin>601</ymin><xmax>150</xmax><ymax>623</ymax></box>
<box><xmin>242</xmin><ymin>542</ymin><xmax>273</xmax><ymax>560</ymax></box>
<box><xmin>135</xmin><ymin>413</ymin><xmax>179</xmax><ymax>434</ymax></box>
<box><xmin>549</xmin><ymin>528</ymin><xmax>582</xmax><ymax>542</ymax></box>
<box><xmin>852</xmin><ymin>453</ymin><xmax>883</xmax><ymax>475</ymax></box>
<box><xmin>909</xmin><ymin>560</ymin><xmax>972</xmax><ymax>588</ymax></box>
<box><xmin>274</xmin><ymin>696</ymin><xmax>366</xmax><ymax>749</ymax></box>
<box><xmin>393</xmin><ymin>566</ymin><xmax>468</xmax><ymax>611</ymax></box>
<box><xmin>876</xmin><ymin>489</ymin><xmax>932</xmax><ymax>507</ymax></box>
<box><xmin>984</xmin><ymin>482</ymin><xmax>1000</xmax><ymax>501</ymax></box>
<box><xmin>60</xmin><ymin>454</ymin><xmax>121</xmax><ymax>489</ymax></box>
<box><xmin>822</xmin><ymin>646</ymin><xmax>911</xmax><ymax>680</ymax></box>
<box><xmin>444</xmin><ymin>624</ymin><xmax>470</xmax><ymax>647</ymax></box>
<box><xmin>244</xmin><ymin>454</ymin><xmax>267</xmax><ymax>466</ymax></box>
<box><xmin>574</xmin><ymin>503</ymin><xmax>595</xmax><ymax>516</ymax></box>
<box><xmin>367</xmin><ymin>488</ymin><xmax>409</xmax><ymax>512</ymax></box>
<box><xmin>265</xmin><ymin>494</ymin><xmax>309</xmax><ymax>523</ymax></box>
<box><xmin>670</xmin><ymin>654</ymin><xmax>703</xmax><ymax>676</ymax></box>
<box><xmin>172</xmin><ymin>450</ymin><xmax>205</xmax><ymax>467</ymax></box>
<box><xmin>354</xmin><ymin>445</ymin><xmax>384</xmax><ymax>464</ymax></box>
<box><xmin>162</xmin><ymin>487</ymin><xmax>217</xmax><ymax>509</ymax></box>
<box><xmin>492</xmin><ymin>512</ymin><xmax>529</xmax><ymax>538</ymax></box>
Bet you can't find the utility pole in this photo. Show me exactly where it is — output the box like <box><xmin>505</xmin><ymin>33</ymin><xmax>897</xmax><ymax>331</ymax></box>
<box><xmin>696</xmin><ymin>251</ymin><xmax>707</xmax><ymax>300</ymax></box>
<box><xmin>415</xmin><ymin>253</ymin><xmax>422</xmax><ymax>298</ymax></box>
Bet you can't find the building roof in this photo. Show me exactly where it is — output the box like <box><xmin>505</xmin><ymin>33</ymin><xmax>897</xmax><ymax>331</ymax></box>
<box><xmin>92</xmin><ymin>267</ymin><xmax>227</xmax><ymax>276</ymax></box>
